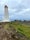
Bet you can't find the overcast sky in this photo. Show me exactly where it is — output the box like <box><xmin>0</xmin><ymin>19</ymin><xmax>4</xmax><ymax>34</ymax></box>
<box><xmin>0</xmin><ymin>0</ymin><xmax>30</xmax><ymax>21</ymax></box>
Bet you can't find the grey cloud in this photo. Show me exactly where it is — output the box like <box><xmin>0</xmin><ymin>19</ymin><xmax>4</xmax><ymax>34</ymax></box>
<box><xmin>0</xmin><ymin>0</ymin><xmax>30</xmax><ymax>20</ymax></box>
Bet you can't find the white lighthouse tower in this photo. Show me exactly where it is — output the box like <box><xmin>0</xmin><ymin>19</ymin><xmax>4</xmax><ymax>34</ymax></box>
<box><xmin>3</xmin><ymin>5</ymin><xmax>9</xmax><ymax>22</ymax></box>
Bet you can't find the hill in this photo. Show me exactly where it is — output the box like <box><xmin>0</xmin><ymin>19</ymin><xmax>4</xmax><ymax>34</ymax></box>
<box><xmin>0</xmin><ymin>20</ymin><xmax>30</xmax><ymax>40</ymax></box>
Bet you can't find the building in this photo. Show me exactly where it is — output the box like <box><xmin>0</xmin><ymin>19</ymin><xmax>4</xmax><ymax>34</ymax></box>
<box><xmin>3</xmin><ymin>5</ymin><xmax>9</xmax><ymax>22</ymax></box>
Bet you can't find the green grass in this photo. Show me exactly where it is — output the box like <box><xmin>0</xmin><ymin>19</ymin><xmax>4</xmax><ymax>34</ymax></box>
<box><xmin>9</xmin><ymin>22</ymin><xmax>30</xmax><ymax>38</ymax></box>
<box><xmin>4</xmin><ymin>23</ymin><xmax>9</xmax><ymax>29</ymax></box>
<box><xmin>4</xmin><ymin>21</ymin><xmax>30</xmax><ymax>38</ymax></box>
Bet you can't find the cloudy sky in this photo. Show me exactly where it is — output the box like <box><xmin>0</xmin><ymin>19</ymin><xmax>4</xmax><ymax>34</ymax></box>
<box><xmin>0</xmin><ymin>0</ymin><xmax>30</xmax><ymax>21</ymax></box>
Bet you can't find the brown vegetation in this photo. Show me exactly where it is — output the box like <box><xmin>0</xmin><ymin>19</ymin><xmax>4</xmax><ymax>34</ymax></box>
<box><xmin>0</xmin><ymin>22</ymin><xmax>29</xmax><ymax>40</ymax></box>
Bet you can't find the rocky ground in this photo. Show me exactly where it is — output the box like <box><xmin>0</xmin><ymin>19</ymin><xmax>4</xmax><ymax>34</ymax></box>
<box><xmin>0</xmin><ymin>22</ymin><xmax>29</xmax><ymax>40</ymax></box>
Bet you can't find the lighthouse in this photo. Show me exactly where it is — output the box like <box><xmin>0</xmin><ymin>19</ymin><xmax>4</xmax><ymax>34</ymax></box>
<box><xmin>3</xmin><ymin>5</ymin><xmax>9</xmax><ymax>22</ymax></box>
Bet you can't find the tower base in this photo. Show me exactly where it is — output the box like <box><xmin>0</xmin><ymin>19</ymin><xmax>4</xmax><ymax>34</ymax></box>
<box><xmin>0</xmin><ymin>20</ymin><xmax>10</xmax><ymax>22</ymax></box>
<box><xmin>2</xmin><ymin>20</ymin><xmax>10</xmax><ymax>22</ymax></box>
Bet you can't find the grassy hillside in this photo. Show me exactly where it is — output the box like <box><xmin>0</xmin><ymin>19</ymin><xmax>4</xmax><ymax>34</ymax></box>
<box><xmin>3</xmin><ymin>21</ymin><xmax>30</xmax><ymax>39</ymax></box>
